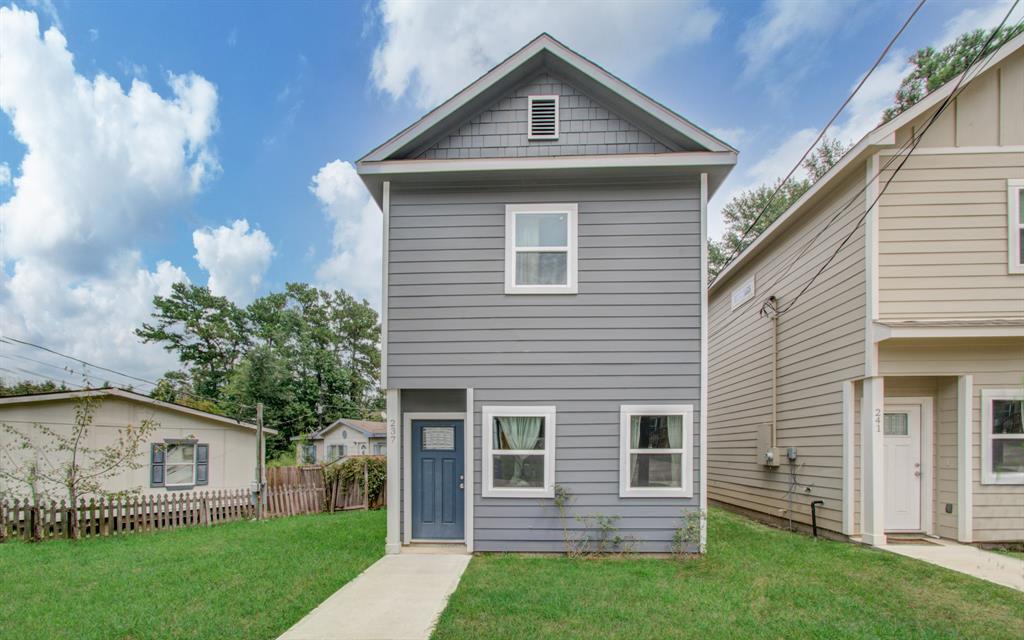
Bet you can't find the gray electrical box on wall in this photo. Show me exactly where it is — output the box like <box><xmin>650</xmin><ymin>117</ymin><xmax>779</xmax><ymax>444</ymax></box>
<box><xmin>756</xmin><ymin>423</ymin><xmax>782</xmax><ymax>467</ymax></box>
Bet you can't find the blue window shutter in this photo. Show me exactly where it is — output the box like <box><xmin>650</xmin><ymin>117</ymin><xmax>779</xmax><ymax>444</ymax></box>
<box><xmin>150</xmin><ymin>443</ymin><xmax>164</xmax><ymax>486</ymax></box>
<box><xmin>196</xmin><ymin>444</ymin><xmax>209</xmax><ymax>485</ymax></box>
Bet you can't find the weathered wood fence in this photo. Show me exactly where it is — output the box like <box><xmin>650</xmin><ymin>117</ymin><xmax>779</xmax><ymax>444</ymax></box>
<box><xmin>269</xmin><ymin>458</ymin><xmax>385</xmax><ymax>511</ymax></box>
<box><xmin>0</xmin><ymin>485</ymin><xmax>324</xmax><ymax>543</ymax></box>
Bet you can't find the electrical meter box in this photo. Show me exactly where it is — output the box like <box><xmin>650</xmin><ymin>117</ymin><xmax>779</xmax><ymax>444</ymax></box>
<box><xmin>756</xmin><ymin>423</ymin><xmax>782</xmax><ymax>467</ymax></box>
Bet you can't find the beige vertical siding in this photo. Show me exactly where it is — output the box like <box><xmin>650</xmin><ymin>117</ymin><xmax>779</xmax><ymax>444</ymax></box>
<box><xmin>708</xmin><ymin>170</ymin><xmax>867</xmax><ymax>533</ymax></box>
<box><xmin>878</xmin><ymin>49</ymin><xmax>1024</xmax><ymax>319</ymax></box>
<box><xmin>879</xmin><ymin>339</ymin><xmax>1024</xmax><ymax>542</ymax></box>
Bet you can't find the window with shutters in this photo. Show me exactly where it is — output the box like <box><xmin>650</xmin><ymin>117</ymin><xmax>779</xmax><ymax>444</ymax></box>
<box><xmin>527</xmin><ymin>95</ymin><xmax>559</xmax><ymax>140</ymax></box>
<box><xmin>151</xmin><ymin>441</ymin><xmax>208</xmax><ymax>488</ymax></box>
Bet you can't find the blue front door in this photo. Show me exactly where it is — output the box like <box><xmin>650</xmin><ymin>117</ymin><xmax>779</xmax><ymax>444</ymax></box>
<box><xmin>411</xmin><ymin>419</ymin><xmax>464</xmax><ymax>540</ymax></box>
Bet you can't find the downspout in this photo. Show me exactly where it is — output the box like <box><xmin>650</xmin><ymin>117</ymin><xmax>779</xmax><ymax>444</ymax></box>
<box><xmin>761</xmin><ymin>296</ymin><xmax>780</xmax><ymax>449</ymax></box>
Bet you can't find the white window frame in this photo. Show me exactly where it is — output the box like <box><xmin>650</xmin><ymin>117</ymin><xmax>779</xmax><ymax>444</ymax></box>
<box><xmin>619</xmin><ymin>404</ymin><xmax>693</xmax><ymax>498</ymax></box>
<box><xmin>504</xmin><ymin>203</ymin><xmax>578</xmax><ymax>295</ymax></box>
<box><xmin>327</xmin><ymin>444</ymin><xmax>346</xmax><ymax>461</ymax></box>
<box><xmin>482</xmin><ymin>405</ymin><xmax>556</xmax><ymax>498</ymax></box>
<box><xmin>164</xmin><ymin>442</ymin><xmax>197</xmax><ymax>488</ymax></box>
<box><xmin>1008</xmin><ymin>179</ymin><xmax>1024</xmax><ymax>274</ymax></box>
<box><xmin>527</xmin><ymin>94</ymin><xmax>559</xmax><ymax>140</ymax></box>
<box><xmin>980</xmin><ymin>388</ymin><xmax>1024</xmax><ymax>485</ymax></box>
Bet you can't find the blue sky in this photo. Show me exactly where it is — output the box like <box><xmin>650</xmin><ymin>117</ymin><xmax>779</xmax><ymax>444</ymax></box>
<box><xmin>0</xmin><ymin>0</ymin><xmax>1019</xmax><ymax>383</ymax></box>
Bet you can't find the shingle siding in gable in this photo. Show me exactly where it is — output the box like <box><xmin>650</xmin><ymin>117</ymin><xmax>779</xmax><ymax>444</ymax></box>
<box><xmin>413</xmin><ymin>72</ymin><xmax>674</xmax><ymax>159</ymax></box>
<box><xmin>387</xmin><ymin>178</ymin><xmax>702</xmax><ymax>552</ymax></box>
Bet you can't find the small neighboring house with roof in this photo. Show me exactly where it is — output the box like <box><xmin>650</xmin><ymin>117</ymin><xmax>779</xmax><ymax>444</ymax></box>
<box><xmin>0</xmin><ymin>388</ymin><xmax>275</xmax><ymax>499</ymax></box>
<box><xmin>707</xmin><ymin>34</ymin><xmax>1024</xmax><ymax>546</ymax></box>
<box><xmin>292</xmin><ymin>418</ymin><xmax>387</xmax><ymax>465</ymax></box>
<box><xmin>357</xmin><ymin>34</ymin><xmax>736</xmax><ymax>553</ymax></box>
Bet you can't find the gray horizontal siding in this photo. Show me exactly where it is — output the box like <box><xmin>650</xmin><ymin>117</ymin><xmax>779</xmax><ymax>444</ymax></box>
<box><xmin>412</xmin><ymin>72</ymin><xmax>675</xmax><ymax>160</ymax></box>
<box><xmin>388</xmin><ymin>179</ymin><xmax>701</xmax><ymax>552</ymax></box>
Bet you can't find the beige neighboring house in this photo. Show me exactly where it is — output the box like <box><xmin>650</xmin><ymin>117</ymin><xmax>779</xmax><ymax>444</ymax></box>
<box><xmin>708</xmin><ymin>34</ymin><xmax>1024</xmax><ymax>546</ymax></box>
<box><xmin>293</xmin><ymin>418</ymin><xmax>387</xmax><ymax>465</ymax></box>
<box><xmin>0</xmin><ymin>388</ymin><xmax>275</xmax><ymax>500</ymax></box>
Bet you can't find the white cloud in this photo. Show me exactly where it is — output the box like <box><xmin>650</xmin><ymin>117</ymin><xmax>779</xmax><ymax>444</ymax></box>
<box><xmin>25</xmin><ymin>0</ymin><xmax>60</xmax><ymax>30</ymax></box>
<box><xmin>828</xmin><ymin>53</ymin><xmax>911</xmax><ymax>146</ymax></box>
<box><xmin>89</xmin><ymin>28</ymin><xmax>99</xmax><ymax>42</ymax></box>
<box><xmin>310</xmin><ymin>160</ymin><xmax>381</xmax><ymax>308</ymax></box>
<box><xmin>740</xmin><ymin>0</ymin><xmax>846</xmax><ymax>75</ymax></box>
<box><xmin>708</xmin><ymin>127</ymin><xmax>747</xmax><ymax>146</ymax></box>
<box><xmin>0</xmin><ymin>6</ymin><xmax>219</xmax><ymax>381</ymax></box>
<box><xmin>192</xmin><ymin>219</ymin><xmax>274</xmax><ymax>305</ymax></box>
<box><xmin>938</xmin><ymin>0</ymin><xmax>1024</xmax><ymax>47</ymax></box>
<box><xmin>371</xmin><ymin>0</ymin><xmax>720</xmax><ymax>108</ymax></box>
<box><xmin>0</xmin><ymin>163</ymin><xmax>10</xmax><ymax>186</ymax></box>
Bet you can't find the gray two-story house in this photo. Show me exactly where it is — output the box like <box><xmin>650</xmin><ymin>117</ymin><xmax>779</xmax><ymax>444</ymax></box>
<box><xmin>357</xmin><ymin>34</ymin><xmax>736</xmax><ymax>553</ymax></box>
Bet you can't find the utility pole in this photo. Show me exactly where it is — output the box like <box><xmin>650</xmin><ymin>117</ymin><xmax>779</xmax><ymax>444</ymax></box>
<box><xmin>256</xmin><ymin>402</ymin><xmax>264</xmax><ymax>520</ymax></box>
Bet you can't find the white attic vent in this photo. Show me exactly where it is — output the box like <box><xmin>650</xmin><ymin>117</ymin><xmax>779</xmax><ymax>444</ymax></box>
<box><xmin>527</xmin><ymin>95</ymin><xmax>559</xmax><ymax>140</ymax></box>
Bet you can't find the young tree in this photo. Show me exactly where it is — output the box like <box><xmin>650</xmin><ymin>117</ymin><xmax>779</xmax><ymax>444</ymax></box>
<box><xmin>883</xmin><ymin>24</ymin><xmax>1024</xmax><ymax>123</ymax></box>
<box><xmin>0</xmin><ymin>394</ymin><xmax>157</xmax><ymax>538</ymax></box>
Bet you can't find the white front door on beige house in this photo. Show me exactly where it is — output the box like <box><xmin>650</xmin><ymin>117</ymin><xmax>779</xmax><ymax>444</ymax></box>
<box><xmin>884</xmin><ymin>405</ymin><xmax>922</xmax><ymax>532</ymax></box>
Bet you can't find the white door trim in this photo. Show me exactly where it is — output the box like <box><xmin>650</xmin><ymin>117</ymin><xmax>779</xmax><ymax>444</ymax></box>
<box><xmin>465</xmin><ymin>389</ymin><xmax>475</xmax><ymax>553</ymax></box>
<box><xmin>885</xmin><ymin>397</ymin><xmax>934</xmax><ymax>535</ymax></box>
<box><xmin>403</xmin><ymin>411</ymin><xmax>468</xmax><ymax>545</ymax></box>
<box><xmin>385</xmin><ymin>389</ymin><xmax>401</xmax><ymax>554</ymax></box>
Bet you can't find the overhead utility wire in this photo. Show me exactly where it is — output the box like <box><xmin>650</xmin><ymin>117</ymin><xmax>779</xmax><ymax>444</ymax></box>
<box><xmin>713</xmin><ymin>0</ymin><xmax>928</xmax><ymax>278</ymax></box>
<box><xmin>777</xmin><ymin>4</ymin><xmax>1021</xmax><ymax>316</ymax></box>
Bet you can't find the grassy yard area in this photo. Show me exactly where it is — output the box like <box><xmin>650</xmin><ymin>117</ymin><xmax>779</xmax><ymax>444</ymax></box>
<box><xmin>1</xmin><ymin>509</ymin><xmax>385</xmax><ymax>640</ymax></box>
<box><xmin>433</xmin><ymin>508</ymin><xmax>1024</xmax><ymax>640</ymax></box>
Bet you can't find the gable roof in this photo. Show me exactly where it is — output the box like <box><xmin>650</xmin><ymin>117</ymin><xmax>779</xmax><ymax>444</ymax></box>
<box><xmin>0</xmin><ymin>388</ymin><xmax>276</xmax><ymax>434</ymax></box>
<box><xmin>709</xmin><ymin>31</ymin><xmax>1024</xmax><ymax>296</ymax></box>
<box><xmin>292</xmin><ymin>417</ymin><xmax>386</xmax><ymax>441</ymax></box>
<box><xmin>357</xmin><ymin>33</ymin><xmax>737</xmax><ymax>205</ymax></box>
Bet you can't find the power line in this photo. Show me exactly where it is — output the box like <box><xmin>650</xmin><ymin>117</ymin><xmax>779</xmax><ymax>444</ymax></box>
<box><xmin>777</xmin><ymin>5</ymin><xmax>1021</xmax><ymax>316</ymax></box>
<box><xmin>713</xmin><ymin>0</ymin><xmax>928</xmax><ymax>279</ymax></box>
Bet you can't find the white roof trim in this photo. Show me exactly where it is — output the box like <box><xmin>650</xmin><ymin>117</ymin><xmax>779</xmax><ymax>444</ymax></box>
<box><xmin>709</xmin><ymin>31</ymin><xmax>1024</xmax><ymax>294</ymax></box>
<box><xmin>0</xmin><ymin>388</ymin><xmax>275</xmax><ymax>434</ymax></box>
<box><xmin>874</xmin><ymin>320</ymin><xmax>1024</xmax><ymax>341</ymax></box>
<box><xmin>359</xmin><ymin>33</ymin><xmax>734</xmax><ymax>163</ymax></box>
<box><xmin>357</xmin><ymin>151</ymin><xmax>737</xmax><ymax>177</ymax></box>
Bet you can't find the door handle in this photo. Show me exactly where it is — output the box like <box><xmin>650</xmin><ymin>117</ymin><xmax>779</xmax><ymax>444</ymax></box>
<box><xmin>459</xmin><ymin>483</ymin><xmax>465</xmax><ymax>490</ymax></box>
<box><xmin>914</xmin><ymin>470</ymin><xmax>921</xmax><ymax>478</ymax></box>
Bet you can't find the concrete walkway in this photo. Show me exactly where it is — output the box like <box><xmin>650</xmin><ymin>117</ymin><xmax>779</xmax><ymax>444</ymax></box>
<box><xmin>278</xmin><ymin>551</ymin><xmax>471</xmax><ymax>640</ymax></box>
<box><xmin>880</xmin><ymin>539</ymin><xmax>1024</xmax><ymax>591</ymax></box>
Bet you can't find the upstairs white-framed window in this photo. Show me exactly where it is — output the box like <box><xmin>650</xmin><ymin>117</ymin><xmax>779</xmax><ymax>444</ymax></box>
<box><xmin>619</xmin><ymin>405</ymin><xmax>693</xmax><ymax>498</ymax></box>
<box><xmin>1009</xmin><ymin>179</ymin><xmax>1024</xmax><ymax>274</ymax></box>
<box><xmin>482</xmin><ymin>405</ymin><xmax>556</xmax><ymax>498</ymax></box>
<box><xmin>505</xmin><ymin>203</ymin><xmax>578</xmax><ymax>295</ymax></box>
<box><xmin>981</xmin><ymin>388</ymin><xmax>1023</xmax><ymax>485</ymax></box>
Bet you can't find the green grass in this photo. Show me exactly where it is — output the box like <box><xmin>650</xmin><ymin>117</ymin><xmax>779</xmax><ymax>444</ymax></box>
<box><xmin>993</xmin><ymin>548</ymin><xmax>1024</xmax><ymax>560</ymax></box>
<box><xmin>433</xmin><ymin>508</ymin><xmax>1024</xmax><ymax>640</ymax></box>
<box><xmin>0</xmin><ymin>510</ymin><xmax>385</xmax><ymax>640</ymax></box>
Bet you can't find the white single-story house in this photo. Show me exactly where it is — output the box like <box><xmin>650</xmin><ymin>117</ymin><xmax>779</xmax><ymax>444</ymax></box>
<box><xmin>292</xmin><ymin>417</ymin><xmax>387</xmax><ymax>465</ymax></box>
<box><xmin>0</xmin><ymin>388</ymin><xmax>275</xmax><ymax>500</ymax></box>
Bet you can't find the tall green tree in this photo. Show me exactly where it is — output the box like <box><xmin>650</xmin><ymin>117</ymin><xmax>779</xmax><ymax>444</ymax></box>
<box><xmin>138</xmin><ymin>282</ymin><xmax>381</xmax><ymax>453</ymax></box>
<box><xmin>882</xmin><ymin>24</ymin><xmax>1024</xmax><ymax>123</ymax></box>
<box><xmin>135</xmin><ymin>282</ymin><xmax>250</xmax><ymax>400</ymax></box>
<box><xmin>709</xmin><ymin>137</ymin><xmax>850</xmax><ymax>278</ymax></box>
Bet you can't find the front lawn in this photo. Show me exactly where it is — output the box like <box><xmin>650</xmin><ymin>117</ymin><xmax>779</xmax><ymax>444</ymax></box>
<box><xmin>433</xmin><ymin>508</ymin><xmax>1024</xmax><ymax>640</ymax></box>
<box><xmin>1</xmin><ymin>510</ymin><xmax>385</xmax><ymax>639</ymax></box>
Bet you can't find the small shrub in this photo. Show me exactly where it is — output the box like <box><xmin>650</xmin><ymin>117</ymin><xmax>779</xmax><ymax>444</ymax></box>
<box><xmin>323</xmin><ymin>457</ymin><xmax>386</xmax><ymax>507</ymax></box>
<box><xmin>670</xmin><ymin>509</ymin><xmax>704</xmax><ymax>558</ymax></box>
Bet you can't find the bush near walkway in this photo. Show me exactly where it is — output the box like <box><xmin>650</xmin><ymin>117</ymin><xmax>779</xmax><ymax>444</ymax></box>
<box><xmin>0</xmin><ymin>510</ymin><xmax>385</xmax><ymax>640</ymax></box>
<box><xmin>433</xmin><ymin>508</ymin><xmax>1024</xmax><ymax>640</ymax></box>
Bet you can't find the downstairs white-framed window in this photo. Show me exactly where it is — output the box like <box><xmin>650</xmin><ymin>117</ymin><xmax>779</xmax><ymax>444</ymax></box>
<box><xmin>1009</xmin><ymin>179</ymin><xmax>1024</xmax><ymax>274</ymax></box>
<box><xmin>482</xmin><ymin>405</ymin><xmax>556</xmax><ymax>498</ymax></box>
<box><xmin>504</xmin><ymin>203</ymin><xmax>578</xmax><ymax>294</ymax></box>
<box><xmin>619</xmin><ymin>405</ymin><xmax>693</xmax><ymax>498</ymax></box>
<box><xmin>981</xmin><ymin>388</ymin><xmax>1024</xmax><ymax>485</ymax></box>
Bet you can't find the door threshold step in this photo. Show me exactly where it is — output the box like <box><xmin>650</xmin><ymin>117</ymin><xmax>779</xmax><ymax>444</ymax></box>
<box><xmin>404</xmin><ymin>542</ymin><xmax>469</xmax><ymax>555</ymax></box>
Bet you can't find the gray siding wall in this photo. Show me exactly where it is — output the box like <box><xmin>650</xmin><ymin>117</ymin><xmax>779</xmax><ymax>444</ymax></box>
<box><xmin>388</xmin><ymin>178</ymin><xmax>702</xmax><ymax>552</ymax></box>
<box><xmin>412</xmin><ymin>72</ymin><xmax>674</xmax><ymax>160</ymax></box>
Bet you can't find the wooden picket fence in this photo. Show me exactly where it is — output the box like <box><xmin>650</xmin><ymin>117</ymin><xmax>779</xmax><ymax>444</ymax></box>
<box><xmin>270</xmin><ymin>459</ymin><xmax>385</xmax><ymax>512</ymax></box>
<box><xmin>0</xmin><ymin>485</ymin><xmax>325</xmax><ymax>543</ymax></box>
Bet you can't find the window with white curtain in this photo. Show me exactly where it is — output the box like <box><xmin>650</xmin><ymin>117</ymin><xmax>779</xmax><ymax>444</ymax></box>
<box><xmin>981</xmin><ymin>389</ymin><xmax>1024</xmax><ymax>485</ymax></box>
<box><xmin>482</xmin><ymin>405</ymin><xmax>556</xmax><ymax>497</ymax></box>
<box><xmin>619</xmin><ymin>405</ymin><xmax>692</xmax><ymax>497</ymax></box>
<box><xmin>505</xmin><ymin>203</ymin><xmax>578</xmax><ymax>294</ymax></box>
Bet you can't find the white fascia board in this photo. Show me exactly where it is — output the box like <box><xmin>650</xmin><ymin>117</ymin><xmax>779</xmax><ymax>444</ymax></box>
<box><xmin>873</xmin><ymin>322</ymin><xmax>1024</xmax><ymax>341</ymax></box>
<box><xmin>359</xmin><ymin>34</ymin><xmax>734</xmax><ymax>163</ymax></box>
<box><xmin>358</xmin><ymin>151</ymin><xmax>737</xmax><ymax>176</ymax></box>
